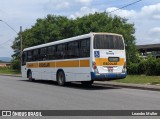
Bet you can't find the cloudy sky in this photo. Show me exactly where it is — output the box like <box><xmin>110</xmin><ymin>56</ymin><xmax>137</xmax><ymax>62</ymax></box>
<box><xmin>0</xmin><ymin>0</ymin><xmax>160</xmax><ymax>57</ymax></box>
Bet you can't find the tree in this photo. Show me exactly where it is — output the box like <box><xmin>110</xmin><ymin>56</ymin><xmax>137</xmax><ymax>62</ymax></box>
<box><xmin>11</xmin><ymin>12</ymin><xmax>138</xmax><ymax>69</ymax></box>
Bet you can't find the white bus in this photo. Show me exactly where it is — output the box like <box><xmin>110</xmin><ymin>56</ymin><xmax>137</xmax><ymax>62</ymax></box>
<box><xmin>21</xmin><ymin>32</ymin><xmax>127</xmax><ymax>86</ymax></box>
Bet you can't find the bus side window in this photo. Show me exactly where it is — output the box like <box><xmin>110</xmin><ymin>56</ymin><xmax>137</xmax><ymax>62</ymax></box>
<box><xmin>48</xmin><ymin>46</ymin><xmax>56</xmax><ymax>60</ymax></box>
<box><xmin>80</xmin><ymin>38</ymin><xmax>90</xmax><ymax>57</ymax></box>
<box><xmin>22</xmin><ymin>52</ymin><xmax>26</xmax><ymax>65</ymax></box>
<box><xmin>56</xmin><ymin>44</ymin><xmax>66</xmax><ymax>59</ymax></box>
<box><xmin>32</xmin><ymin>49</ymin><xmax>39</xmax><ymax>61</ymax></box>
<box><xmin>67</xmin><ymin>41</ymin><xmax>79</xmax><ymax>59</ymax></box>
<box><xmin>40</xmin><ymin>48</ymin><xmax>47</xmax><ymax>61</ymax></box>
<box><xmin>74</xmin><ymin>41</ymin><xmax>79</xmax><ymax>58</ymax></box>
<box><xmin>27</xmin><ymin>51</ymin><xmax>33</xmax><ymax>62</ymax></box>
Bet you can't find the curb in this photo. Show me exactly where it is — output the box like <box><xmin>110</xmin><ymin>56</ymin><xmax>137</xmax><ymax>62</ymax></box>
<box><xmin>94</xmin><ymin>81</ymin><xmax>160</xmax><ymax>91</ymax></box>
<box><xmin>0</xmin><ymin>74</ymin><xmax>160</xmax><ymax>91</ymax></box>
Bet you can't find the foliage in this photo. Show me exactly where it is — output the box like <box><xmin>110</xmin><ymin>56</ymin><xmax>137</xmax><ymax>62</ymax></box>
<box><xmin>127</xmin><ymin>57</ymin><xmax>160</xmax><ymax>76</ymax></box>
<box><xmin>11</xmin><ymin>12</ymin><xmax>137</xmax><ymax>70</ymax></box>
<box><xmin>11</xmin><ymin>59</ymin><xmax>21</xmax><ymax>71</ymax></box>
<box><xmin>127</xmin><ymin>62</ymin><xmax>140</xmax><ymax>75</ymax></box>
<box><xmin>138</xmin><ymin>60</ymin><xmax>147</xmax><ymax>74</ymax></box>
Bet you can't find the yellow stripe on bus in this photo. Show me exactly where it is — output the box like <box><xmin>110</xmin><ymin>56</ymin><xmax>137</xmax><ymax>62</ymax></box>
<box><xmin>27</xmin><ymin>63</ymin><xmax>39</xmax><ymax>68</ymax></box>
<box><xmin>26</xmin><ymin>59</ymin><xmax>90</xmax><ymax>68</ymax></box>
<box><xmin>95</xmin><ymin>58</ymin><xmax>125</xmax><ymax>66</ymax></box>
<box><xmin>39</xmin><ymin>62</ymin><xmax>55</xmax><ymax>68</ymax></box>
<box><xmin>80</xmin><ymin>60</ymin><xmax>90</xmax><ymax>67</ymax></box>
<box><xmin>56</xmin><ymin>60</ymin><xmax>79</xmax><ymax>67</ymax></box>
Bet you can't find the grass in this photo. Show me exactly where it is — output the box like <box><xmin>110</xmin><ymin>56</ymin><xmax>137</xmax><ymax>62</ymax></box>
<box><xmin>0</xmin><ymin>67</ymin><xmax>21</xmax><ymax>75</ymax></box>
<box><xmin>113</xmin><ymin>75</ymin><xmax>160</xmax><ymax>85</ymax></box>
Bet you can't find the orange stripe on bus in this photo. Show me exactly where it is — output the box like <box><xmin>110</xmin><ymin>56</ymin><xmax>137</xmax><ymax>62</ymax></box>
<box><xmin>26</xmin><ymin>59</ymin><xmax>90</xmax><ymax>68</ymax></box>
<box><xmin>56</xmin><ymin>60</ymin><xmax>79</xmax><ymax>67</ymax></box>
<box><xmin>50</xmin><ymin>62</ymin><xmax>56</xmax><ymax>67</ymax></box>
<box><xmin>38</xmin><ymin>62</ymin><xmax>56</xmax><ymax>68</ymax></box>
<box><xmin>80</xmin><ymin>60</ymin><xmax>90</xmax><ymax>67</ymax></box>
<box><xmin>27</xmin><ymin>63</ymin><xmax>39</xmax><ymax>68</ymax></box>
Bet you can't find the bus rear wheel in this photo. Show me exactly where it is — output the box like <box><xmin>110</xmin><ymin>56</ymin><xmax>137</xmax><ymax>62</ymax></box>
<box><xmin>81</xmin><ymin>80</ymin><xmax>94</xmax><ymax>86</ymax></box>
<box><xmin>57</xmin><ymin>71</ymin><xmax>66</xmax><ymax>86</ymax></box>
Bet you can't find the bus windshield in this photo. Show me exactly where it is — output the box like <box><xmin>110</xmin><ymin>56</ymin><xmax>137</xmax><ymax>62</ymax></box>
<box><xmin>94</xmin><ymin>34</ymin><xmax>124</xmax><ymax>50</ymax></box>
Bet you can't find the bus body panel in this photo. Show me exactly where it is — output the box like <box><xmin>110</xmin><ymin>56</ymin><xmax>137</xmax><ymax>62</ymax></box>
<box><xmin>91</xmin><ymin>33</ymin><xmax>127</xmax><ymax>80</ymax></box>
<box><xmin>94</xmin><ymin>49</ymin><xmax>126</xmax><ymax>73</ymax></box>
<box><xmin>21</xmin><ymin>32</ymin><xmax>127</xmax><ymax>83</ymax></box>
<box><xmin>23</xmin><ymin>58</ymin><xmax>92</xmax><ymax>82</ymax></box>
<box><xmin>91</xmin><ymin>50</ymin><xmax>127</xmax><ymax>80</ymax></box>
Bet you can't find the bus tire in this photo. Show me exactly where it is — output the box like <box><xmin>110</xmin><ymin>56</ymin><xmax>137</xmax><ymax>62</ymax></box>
<box><xmin>28</xmin><ymin>70</ymin><xmax>35</xmax><ymax>82</ymax></box>
<box><xmin>81</xmin><ymin>80</ymin><xmax>94</xmax><ymax>86</ymax></box>
<box><xmin>57</xmin><ymin>71</ymin><xmax>66</xmax><ymax>86</ymax></box>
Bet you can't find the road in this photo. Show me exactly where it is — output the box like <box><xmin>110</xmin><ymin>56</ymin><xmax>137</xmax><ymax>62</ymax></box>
<box><xmin>0</xmin><ymin>75</ymin><xmax>160</xmax><ymax>119</ymax></box>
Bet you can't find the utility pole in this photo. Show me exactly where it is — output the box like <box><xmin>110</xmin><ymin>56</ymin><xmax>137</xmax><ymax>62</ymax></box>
<box><xmin>20</xmin><ymin>26</ymin><xmax>23</xmax><ymax>65</ymax></box>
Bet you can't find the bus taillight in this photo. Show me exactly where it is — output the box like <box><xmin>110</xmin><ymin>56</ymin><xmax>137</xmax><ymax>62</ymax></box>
<box><xmin>122</xmin><ymin>62</ymin><xmax>126</xmax><ymax>73</ymax></box>
<box><xmin>93</xmin><ymin>62</ymin><xmax>97</xmax><ymax>70</ymax></box>
<box><xmin>93</xmin><ymin>62</ymin><xmax>99</xmax><ymax>74</ymax></box>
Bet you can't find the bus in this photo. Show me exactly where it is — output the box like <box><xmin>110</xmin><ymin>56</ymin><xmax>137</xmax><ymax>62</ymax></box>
<box><xmin>21</xmin><ymin>32</ymin><xmax>127</xmax><ymax>86</ymax></box>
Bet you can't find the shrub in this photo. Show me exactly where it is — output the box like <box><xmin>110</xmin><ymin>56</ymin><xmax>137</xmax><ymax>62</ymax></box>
<box><xmin>155</xmin><ymin>58</ymin><xmax>160</xmax><ymax>75</ymax></box>
<box><xmin>127</xmin><ymin>57</ymin><xmax>160</xmax><ymax>76</ymax></box>
<box><xmin>138</xmin><ymin>60</ymin><xmax>147</xmax><ymax>74</ymax></box>
<box><xmin>145</xmin><ymin>57</ymin><xmax>157</xmax><ymax>76</ymax></box>
<box><xmin>127</xmin><ymin>62</ymin><xmax>140</xmax><ymax>75</ymax></box>
<box><xmin>11</xmin><ymin>59</ymin><xmax>21</xmax><ymax>71</ymax></box>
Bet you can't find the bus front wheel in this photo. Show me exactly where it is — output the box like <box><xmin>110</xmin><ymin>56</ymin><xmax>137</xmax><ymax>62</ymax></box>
<box><xmin>28</xmin><ymin>71</ymin><xmax>34</xmax><ymax>82</ymax></box>
<box><xmin>57</xmin><ymin>71</ymin><xmax>66</xmax><ymax>86</ymax></box>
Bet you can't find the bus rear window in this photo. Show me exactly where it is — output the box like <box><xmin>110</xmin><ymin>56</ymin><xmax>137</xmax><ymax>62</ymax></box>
<box><xmin>94</xmin><ymin>35</ymin><xmax>124</xmax><ymax>50</ymax></box>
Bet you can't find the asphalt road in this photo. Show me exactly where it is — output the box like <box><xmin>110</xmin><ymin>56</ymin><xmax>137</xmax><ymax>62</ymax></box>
<box><xmin>0</xmin><ymin>75</ymin><xmax>160</xmax><ymax>119</ymax></box>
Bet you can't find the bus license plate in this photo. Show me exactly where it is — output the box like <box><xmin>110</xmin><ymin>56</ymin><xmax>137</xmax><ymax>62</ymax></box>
<box><xmin>108</xmin><ymin>67</ymin><xmax>113</xmax><ymax>73</ymax></box>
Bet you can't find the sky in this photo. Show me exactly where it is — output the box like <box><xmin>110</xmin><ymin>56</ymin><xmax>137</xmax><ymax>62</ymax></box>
<box><xmin>0</xmin><ymin>0</ymin><xmax>160</xmax><ymax>57</ymax></box>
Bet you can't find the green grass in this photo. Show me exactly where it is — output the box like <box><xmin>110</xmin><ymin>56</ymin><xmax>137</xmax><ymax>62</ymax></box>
<box><xmin>0</xmin><ymin>68</ymin><xmax>21</xmax><ymax>75</ymax></box>
<box><xmin>113</xmin><ymin>75</ymin><xmax>160</xmax><ymax>85</ymax></box>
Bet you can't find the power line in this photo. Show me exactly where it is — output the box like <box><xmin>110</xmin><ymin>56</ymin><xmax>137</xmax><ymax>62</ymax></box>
<box><xmin>0</xmin><ymin>38</ymin><xmax>14</xmax><ymax>47</ymax></box>
<box><xmin>107</xmin><ymin>0</ymin><xmax>142</xmax><ymax>14</ymax></box>
<box><xmin>0</xmin><ymin>20</ymin><xmax>18</xmax><ymax>34</ymax></box>
<box><xmin>0</xmin><ymin>20</ymin><xmax>19</xmax><ymax>48</ymax></box>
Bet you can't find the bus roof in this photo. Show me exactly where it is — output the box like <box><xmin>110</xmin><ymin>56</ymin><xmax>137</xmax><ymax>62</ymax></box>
<box><xmin>23</xmin><ymin>32</ymin><xmax>122</xmax><ymax>51</ymax></box>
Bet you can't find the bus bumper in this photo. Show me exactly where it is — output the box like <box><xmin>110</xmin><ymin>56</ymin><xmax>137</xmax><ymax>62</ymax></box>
<box><xmin>91</xmin><ymin>72</ymin><xmax>127</xmax><ymax>80</ymax></box>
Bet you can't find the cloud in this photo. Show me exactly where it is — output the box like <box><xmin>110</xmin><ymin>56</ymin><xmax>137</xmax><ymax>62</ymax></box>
<box><xmin>140</xmin><ymin>3</ymin><xmax>160</xmax><ymax>20</ymax></box>
<box><xmin>44</xmin><ymin>0</ymin><xmax>93</xmax><ymax>12</ymax></box>
<box><xmin>70</xmin><ymin>6</ymin><xmax>98</xmax><ymax>19</ymax></box>
<box><xmin>44</xmin><ymin>0</ymin><xmax>70</xmax><ymax>11</ymax></box>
